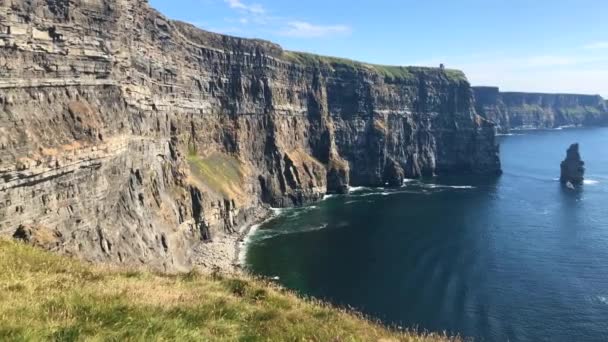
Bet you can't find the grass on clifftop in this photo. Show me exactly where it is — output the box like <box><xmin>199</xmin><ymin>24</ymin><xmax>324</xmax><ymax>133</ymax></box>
<box><xmin>282</xmin><ymin>51</ymin><xmax>467</xmax><ymax>82</ymax></box>
<box><xmin>0</xmin><ymin>239</ymin><xmax>460</xmax><ymax>341</ymax></box>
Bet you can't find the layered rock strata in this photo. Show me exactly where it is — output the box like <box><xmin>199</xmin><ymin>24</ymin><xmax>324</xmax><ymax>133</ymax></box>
<box><xmin>0</xmin><ymin>0</ymin><xmax>501</xmax><ymax>271</ymax></box>
<box><xmin>473</xmin><ymin>86</ymin><xmax>608</xmax><ymax>132</ymax></box>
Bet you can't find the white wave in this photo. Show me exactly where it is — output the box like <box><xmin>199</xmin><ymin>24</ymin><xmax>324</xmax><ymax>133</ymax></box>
<box><xmin>304</xmin><ymin>223</ymin><xmax>329</xmax><ymax>233</ymax></box>
<box><xmin>356</xmin><ymin>192</ymin><xmax>384</xmax><ymax>198</ymax></box>
<box><xmin>584</xmin><ymin>179</ymin><xmax>600</xmax><ymax>185</ymax></box>
<box><xmin>403</xmin><ymin>178</ymin><xmax>417</xmax><ymax>184</ymax></box>
<box><xmin>424</xmin><ymin>184</ymin><xmax>475</xmax><ymax>190</ymax></box>
<box><xmin>511</xmin><ymin>126</ymin><xmax>538</xmax><ymax>131</ymax></box>
<box><xmin>347</xmin><ymin>186</ymin><xmax>386</xmax><ymax>195</ymax></box>
<box><xmin>273</xmin><ymin>205</ymin><xmax>319</xmax><ymax>220</ymax></box>
<box><xmin>497</xmin><ymin>133</ymin><xmax>525</xmax><ymax>136</ymax></box>
<box><xmin>252</xmin><ymin>223</ymin><xmax>330</xmax><ymax>242</ymax></box>
<box><xmin>597</xmin><ymin>296</ymin><xmax>608</xmax><ymax>305</ymax></box>
<box><xmin>556</xmin><ymin>125</ymin><xmax>577</xmax><ymax>130</ymax></box>
<box><xmin>323</xmin><ymin>194</ymin><xmax>337</xmax><ymax>200</ymax></box>
<box><xmin>355</xmin><ymin>189</ymin><xmax>430</xmax><ymax>197</ymax></box>
<box><xmin>237</xmin><ymin>223</ymin><xmax>263</xmax><ymax>266</ymax></box>
<box><xmin>270</xmin><ymin>207</ymin><xmax>287</xmax><ymax>215</ymax></box>
<box><xmin>238</xmin><ymin>210</ymin><xmax>283</xmax><ymax>265</ymax></box>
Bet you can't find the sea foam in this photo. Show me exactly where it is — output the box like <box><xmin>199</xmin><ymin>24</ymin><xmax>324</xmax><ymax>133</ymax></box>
<box><xmin>348</xmin><ymin>186</ymin><xmax>369</xmax><ymax>193</ymax></box>
<box><xmin>424</xmin><ymin>184</ymin><xmax>475</xmax><ymax>190</ymax></box>
<box><xmin>238</xmin><ymin>210</ymin><xmax>283</xmax><ymax>265</ymax></box>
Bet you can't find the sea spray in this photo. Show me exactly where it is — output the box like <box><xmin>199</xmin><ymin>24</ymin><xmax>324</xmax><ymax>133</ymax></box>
<box><xmin>238</xmin><ymin>206</ymin><xmax>326</xmax><ymax>266</ymax></box>
<box><xmin>237</xmin><ymin>210</ymin><xmax>282</xmax><ymax>267</ymax></box>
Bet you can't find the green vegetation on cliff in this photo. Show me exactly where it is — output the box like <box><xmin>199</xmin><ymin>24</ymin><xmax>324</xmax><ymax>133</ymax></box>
<box><xmin>187</xmin><ymin>152</ymin><xmax>245</xmax><ymax>200</ymax></box>
<box><xmin>282</xmin><ymin>51</ymin><xmax>467</xmax><ymax>82</ymax></box>
<box><xmin>0</xmin><ymin>240</ymin><xmax>459</xmax><ymax>341</ymax></box>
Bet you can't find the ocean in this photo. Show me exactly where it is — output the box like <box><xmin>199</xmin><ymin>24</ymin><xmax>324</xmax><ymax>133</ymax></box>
<box><xmin>245</xmin><ymin>127</ymin><xmax>608</xmax><ymax>342</ymax></box>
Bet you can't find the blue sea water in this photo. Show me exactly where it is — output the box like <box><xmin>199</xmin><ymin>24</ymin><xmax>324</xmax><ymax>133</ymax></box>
<box><xmin>245</xmin><ymin>127</ymin><xmax>608</xmax><ymax>342</ymax></box>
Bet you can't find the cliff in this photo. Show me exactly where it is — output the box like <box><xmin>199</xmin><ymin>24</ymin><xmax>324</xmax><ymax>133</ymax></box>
<box><xmin>473</xmin><ymin>86</ymin><xmax>608</xmax><ymax>132</ymax></box>
<box><xmin>0</xmin><ymin>0</ymin><xmax>500</xmax><ymax>271</ymax></box>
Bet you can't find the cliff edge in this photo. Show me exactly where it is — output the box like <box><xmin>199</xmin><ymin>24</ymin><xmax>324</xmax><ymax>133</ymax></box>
<box><xmin>0</xmin><ymin>238</ymin><xmax>459</xmax><ymax>341</ymax></box>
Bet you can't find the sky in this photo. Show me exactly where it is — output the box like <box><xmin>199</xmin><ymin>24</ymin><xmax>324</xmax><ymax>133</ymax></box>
<box><xmin>149</xmin><ymin>0</ymin><xmax>608</xmax><ymax>97</ymax></box>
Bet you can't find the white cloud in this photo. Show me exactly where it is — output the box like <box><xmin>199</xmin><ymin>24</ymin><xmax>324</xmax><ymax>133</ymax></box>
<box><xmin>224</xmin><ymin>0</ymin><xmax>265</xmax><ymax>14</ymax></box>
<box><xmin>279</xmin><ymin>21</ymin><xmax>352</xmax><ymax>38</ymax></box>
<box><xmin>219</xmin><ymin>1</ymin><xmax>351</xmax><ymax>39</ymax></box>
<box><xmin>584</xmin><ymin>41</ymin><xmax>608</xmax><ymax>50</ymax></box>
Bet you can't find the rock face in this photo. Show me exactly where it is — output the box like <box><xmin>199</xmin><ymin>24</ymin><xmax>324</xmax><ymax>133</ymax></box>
<box><xmin>560</xmin><ymin>144</ymin><xmax>585</xmax><ymax>185</ymax></box>
<box><xmin>473</xmin><ymin>87</ymin><xmax>608</xmax><ymax>132</ymax></box>
<box><xmin>0</xmin><ymin>0</ymin><xmax>501</xmax><ymax>271</ymax></box>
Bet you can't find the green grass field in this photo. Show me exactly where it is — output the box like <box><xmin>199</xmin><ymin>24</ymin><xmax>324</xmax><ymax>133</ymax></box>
<box><xmin>282</xmin><ymin>51</ymin><xmax>467</xmax><ymax>82</ymax></box>
<box><xmin>0</xmin><ymin>239</ymin><xmax>460</xmax><ymax>341</ymax></box>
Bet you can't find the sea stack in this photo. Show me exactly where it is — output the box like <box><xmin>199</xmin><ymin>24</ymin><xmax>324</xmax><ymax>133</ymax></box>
<box><xmin>560</xmin><ymin>143</ymin><xmax>585</xmax><ymax>185</ymax></box>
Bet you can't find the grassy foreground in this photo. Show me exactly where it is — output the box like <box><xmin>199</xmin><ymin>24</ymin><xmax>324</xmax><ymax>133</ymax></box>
<box><xmin>0</xmin><ymin>240</ymin><xmax>459</xmax><ymax>341</ymax></box>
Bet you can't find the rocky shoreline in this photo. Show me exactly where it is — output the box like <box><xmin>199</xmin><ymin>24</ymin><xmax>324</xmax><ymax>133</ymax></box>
<box><xmin>192</xmin><ymin>208</ymin><xmax>273</xmax><ymax>274</ymax></box>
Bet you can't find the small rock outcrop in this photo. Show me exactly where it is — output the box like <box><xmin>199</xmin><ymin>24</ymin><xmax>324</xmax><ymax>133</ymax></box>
<box><xmin>560</xmin><ymin>144</ymin><xmax>585</xmax><ymax>185</ymax></box>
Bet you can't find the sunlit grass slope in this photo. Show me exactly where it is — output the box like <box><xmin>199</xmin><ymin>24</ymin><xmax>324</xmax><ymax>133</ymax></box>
<box><xmin>0</xmin><ymin>239</ymin><xmax>460</xmax><ymax>341</ymax></box>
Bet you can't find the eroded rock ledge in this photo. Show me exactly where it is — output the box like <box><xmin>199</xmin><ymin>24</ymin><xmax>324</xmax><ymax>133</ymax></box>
<box><xmin>0</xmin><ymin>0</ymin><xmax>500</xmax><ymax>272</ymax></box>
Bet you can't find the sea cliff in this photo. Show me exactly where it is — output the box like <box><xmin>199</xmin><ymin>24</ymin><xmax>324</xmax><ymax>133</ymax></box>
<box><xmin>473</xmin><ymin>86</ymin><xmax>608</xmax><ymax>132</ymax></box>
<box><xmin>0</xmin><ymin>0</ymin><xmax>500</xmax><ymax>271</ymax></box>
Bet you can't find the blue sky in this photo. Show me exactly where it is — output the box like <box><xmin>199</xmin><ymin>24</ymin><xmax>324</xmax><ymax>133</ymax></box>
<box><xmin>149</xmin><ymin>0</ymin><xmax>608</xmax><ymax>96</ymax></box>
